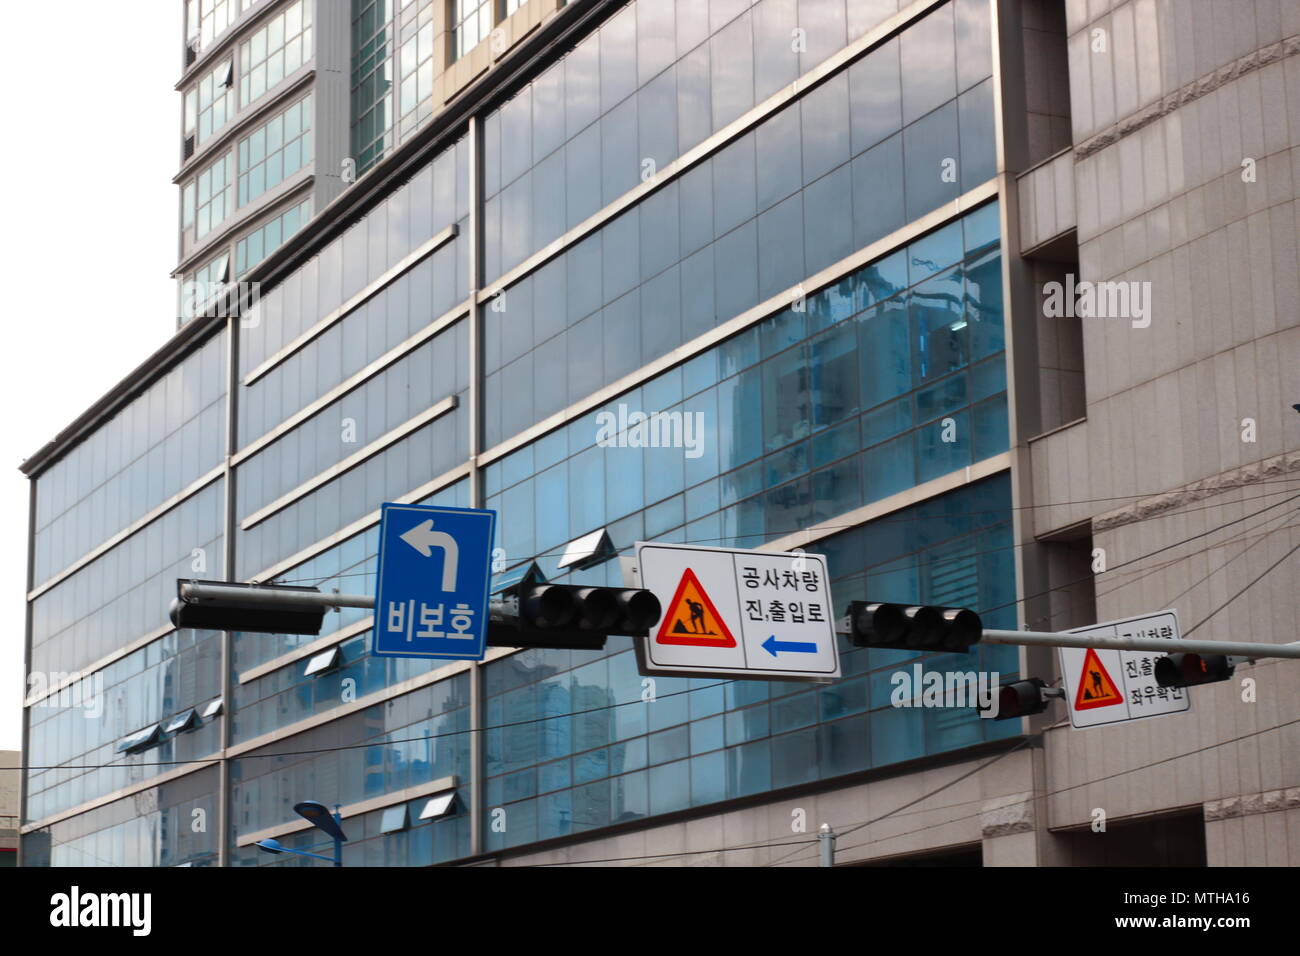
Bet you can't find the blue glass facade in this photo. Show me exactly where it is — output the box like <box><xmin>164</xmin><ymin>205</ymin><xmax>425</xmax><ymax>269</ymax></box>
<box><xmin>25</xmin><ymin>628</ymin><xmax>223</xmax><ymax>823</ymax></box>
<box><xmin>22</xmin><ymin>766</ymin><xmax>220</xmax><ymax>868</ymax></box>
<box><xmin>483</xmin><ymin>474</ymin><xmax>1017</xmax><ymax>851</ymax></box>
<box><xmin>229</xmin><ymin>673</ymin><xmax>472</xmax><ymax>866</ymax></box>
<box><xmin>482</xmin><ymin>0</ymin><xmax>995</xmax><ymax>444</ymax></box>
<box><xmin>24</xmin><ymin>0</ymin><xmax>1022</xmax><ymax>866</ymax></box>
<box><xmin>484</xmin><ymin>203</ymin><xmax>1005</xmax><ymax>572</ymax></box>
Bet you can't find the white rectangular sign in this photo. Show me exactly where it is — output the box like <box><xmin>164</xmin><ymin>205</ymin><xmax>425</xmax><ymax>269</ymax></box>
<box><xmin>1060</xmin><ymin>610</ymin><xmax>1191</xmax><ymax>729</ymax></box>
<box><xmin>633</xmin><ymin>541</ymin><xmax>841</xmax><ymax>681</ymax></box>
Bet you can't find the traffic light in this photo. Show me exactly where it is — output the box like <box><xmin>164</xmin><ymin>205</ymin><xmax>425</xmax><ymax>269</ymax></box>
<box><xmin>170</xmin><ymin>579</ymin><xmax>328</xmax><ymax>635</ymax></box>
<box><xmin>984</xmin><ymin>678</ymin><xmax>1053</xmax><ymax>720</ymax></box>
<box><xmin>489</xmin><ymin>574</ymin><xmax>662</xmax><ymax>650</ymax></box>
<box><xmin>1154</xmin><ymin>653</ymin><xmax>1235</xmax><ymax>688</ymax></box>
<box><xmin>846</xmin><ymin>601</ymin><xmax>982</xmax><ymax>652</ymax></box>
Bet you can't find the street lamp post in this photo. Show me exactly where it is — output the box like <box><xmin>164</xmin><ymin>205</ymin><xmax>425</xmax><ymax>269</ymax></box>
<box><xmin>255</xmin><ymin>800</ymin><xmax>348</xmax><ymax>867</ymax></box>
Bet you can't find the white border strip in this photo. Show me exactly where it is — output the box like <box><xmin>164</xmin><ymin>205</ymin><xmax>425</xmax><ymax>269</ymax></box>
<box><xmin>28</xmin><ymin>464</ymin><xmax>225</xmax><ymax>602</ymax></box>
<box><xmin>249</xmin><ymin>460</ymin><xmax>474</xmax><ymax>583</ymax></box>
<box><xmin>240</xmin><ymin>395</ymin><xmax>458</xmax><ymax>529</ymax></box>
<box><xmin>233</xmin><ymin>301</ymin><xmax>468</xmax><ymax>464</ymax></box>
<box><xmin>244</xmin><ymin>222</ymin><xmax>459</xmax><ymax>385</ymax></box>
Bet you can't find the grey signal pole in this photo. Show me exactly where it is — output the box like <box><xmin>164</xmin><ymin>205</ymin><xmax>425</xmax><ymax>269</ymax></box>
<box><xmin>818</xmin><ymin>823</ymin><xmax>836</xmax><ymax>867</ymax></box>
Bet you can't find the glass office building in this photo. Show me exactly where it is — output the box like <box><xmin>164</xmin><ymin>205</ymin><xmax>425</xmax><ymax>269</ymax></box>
<box><xmin>31</xmin><ymin>0</ymin><xmax>1287</xmax><ymax>867</ymax></box>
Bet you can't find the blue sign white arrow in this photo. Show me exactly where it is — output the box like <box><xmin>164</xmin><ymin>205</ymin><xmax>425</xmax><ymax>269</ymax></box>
<box><xmin>372</xmin><ymin>503</ymin><xmax>496</xmax><ymax>661</ymax></box>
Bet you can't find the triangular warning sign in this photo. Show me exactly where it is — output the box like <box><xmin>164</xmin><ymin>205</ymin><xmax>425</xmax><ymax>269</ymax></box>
<box><xmin>654</xmin><ymin>568</ymin><xmax>737</xmax><ymax>648</ymax></box>
<box><xmin>1073</xmin><ymin>648</ymin><xmax>1124</xmax><ymax>710</ymax></box>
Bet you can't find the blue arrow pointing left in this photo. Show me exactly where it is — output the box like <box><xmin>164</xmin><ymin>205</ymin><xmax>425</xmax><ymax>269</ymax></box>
<box><xmin>762</xmin><ymin>635</ymin><xmax>818</xmax><ymax>657</ymax></box>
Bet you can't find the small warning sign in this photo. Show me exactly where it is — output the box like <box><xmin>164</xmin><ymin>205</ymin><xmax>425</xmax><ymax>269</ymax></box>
<box><xmin>1073</xmin><ymin>647</ymin><xmax>1123</xmax><ymax>710</ymax></box>
<box><xmin>655</xmin><ymin>568</ymin><xmax>737</xmax><ymax>648</ymax></box>
<box><xmin>1059</xmin><ymin>611</ymin><xmax>1189</xmax><ymax>729</ymax></box>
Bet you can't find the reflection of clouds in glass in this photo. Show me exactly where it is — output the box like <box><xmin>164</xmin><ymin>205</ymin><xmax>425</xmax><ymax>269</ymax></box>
<box><xmin>900</xmin><ymin>3</ymin><xmax>957</xmax><ymax>124</ymax></box>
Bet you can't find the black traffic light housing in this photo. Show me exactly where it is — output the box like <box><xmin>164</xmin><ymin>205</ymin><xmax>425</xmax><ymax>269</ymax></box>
<box><xmin>984</xmin><ymin>677</ymin><xmax>1053</xmax><ymax>720</ymax></box>
<box><xmin>488</xmin><ymin>566</ymin><xmax>661</xmax><ymax>650</ymax></box>
<box><xmin>170</xmin><ymin>579</ymin><xmax>327</xmax><ymax>635</ymax></box>
<box><xmin>1154</xmin><ymin>653</ymin><xmax>1235</xmax><ymax>688</ymax></box>
<box><xmin>847</xmin><ymin>601</ymin><xmax>982</xmax><ymax>653</ymax></box>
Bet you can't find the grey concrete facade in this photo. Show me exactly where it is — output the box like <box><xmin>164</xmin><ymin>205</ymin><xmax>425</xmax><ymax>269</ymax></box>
<box><xmin>1024</xmin><ymin>0</ymin><xmax>1300</xmax><ymax>867</ymax></box>
<box><xmin>0</xmin><ymin>752</ymin><xmax>18</xmax><ymax>865</ymax></box>
<box><xmin>173</xmin><ymin>0</ymin><xmax>348</xmax><ymax>320</ymax></box>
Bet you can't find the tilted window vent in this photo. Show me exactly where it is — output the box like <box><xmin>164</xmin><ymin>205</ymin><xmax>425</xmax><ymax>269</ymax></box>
<box><xmin>304</xmin><ymin>645</ymin><xmax>342</xmax><ymax>676</ymax></box>
<box><xmin>418</xmin><ymin>791</ymin><xmax>457</xmax><ymax>820</ymax></box>
<box><xmin>116</xmin><ymin>723</ymin><xmax>163</xmax><ymax>754</ymax></box>
<box><xmin>200</xmin><ymin>697</ymin><xmax>224</xmax><ymax>720</ymax></box>
<box><xmin>490</xmin><ymin>561</ymin><xmax>546</xmax><ymax>596</ymax></box>
<box><xmin>557</xmin><ymin>528</ymin><xmax>615</xmax><ymax>570</ymax></box>
<box><xmin>163</xmin><ymin>709</ymin><xmax>201</xmax><ymax>735</ymax></box>
<box><xmin>380</xmin><ymin>804</ymin><xmax>409</xmax><ymax>834</ymax></box>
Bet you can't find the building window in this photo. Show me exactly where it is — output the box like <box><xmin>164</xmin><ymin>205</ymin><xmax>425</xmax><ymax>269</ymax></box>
<box><xmin>191</xmin><ymin>151</ymin><xmax>233</xmax><ymax>239</ymax></box>
<box><xmin>398</xmin><ymin>19</ymin><xmax>435</xmax><ymax>121</ymax></box>
<box><xmin>187</xmin><ymin>0</ymin><xmax>236</xmax><ymax>54</ymax></box>
<box><xmin>184</xmin><ymin>58</ymin><xmax>235</xmax><ymax>149</ymax></box>
<box><xmin>501</xmin><ymin>0</ymin><xmax>525</xmax><ymax>16</ymax></box>
<box><xmin>379</xmin><ymin>805</ymin><xmax>409</xmax><ymax>833</ymax></box>
<box><xmin>181</xmin><ymin>251</ymin><xmax>232</xmax><ymax>321</ymax></box>
<box><xmin>239</xmin><ymin>0</ymin><xmax>314</xmax><ymax>108</ymax></box>
<box><xmin>452</xmin><ymin>0</ymin><xmax>494</xmax><ymax>61</ymax></box>
<box><xmin>236</xmin><ymin>197</ymin><xmax>313</xmax><ymax>274</ymax></box>
<box><xmin>350</xmin><ymin>0</ymin><xmax>394</xmax><ymax>175</ymax></box>
<box><xmin>238</xmin><ymin>94</ymin><xmax>314</xmax><ymax>207</ymax></box>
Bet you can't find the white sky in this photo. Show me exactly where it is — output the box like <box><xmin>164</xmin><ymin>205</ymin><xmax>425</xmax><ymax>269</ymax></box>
<box><xmin>0</xmin><ymin>4</ymin><xmax>183</xmax><ymax>750</ymax></box>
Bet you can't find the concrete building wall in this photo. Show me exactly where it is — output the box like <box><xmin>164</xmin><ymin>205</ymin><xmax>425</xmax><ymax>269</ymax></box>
<box><xmin>1027</xmin><ymin>0</ymin><xmax>1300</xmax><ymax>864</ymax></box>
<box><xmin>0</xmin><ymin>751</ymin><xmax>19</xmax><ymax>864</ymax></box>
<box><xmin>494</xmin><ymin>748</ymin><xmax>1043</xmax><ymax>866</ymax></box>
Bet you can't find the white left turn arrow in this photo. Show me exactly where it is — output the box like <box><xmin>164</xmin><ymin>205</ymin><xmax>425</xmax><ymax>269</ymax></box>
<box><xmin>400</xmin><ymin>519</ymin><xmax>460</xmax><ymax>592</ymax></box>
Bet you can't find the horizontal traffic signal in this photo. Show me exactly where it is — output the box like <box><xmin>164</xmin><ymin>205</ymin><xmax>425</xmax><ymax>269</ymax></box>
<box><xmin>847</xmin><ymin>601</ymin><xmax>982</xmax><ymax>652</ymax></box>
<box><xmin>1154</xmin><ymin>653</ymin><xmax>1235</xmax><ymax>688</ymax></box>
<box><xmin>490</xmin><ymin>582</ymin><xmax>662</xmax><ymax>650</ymax></box>
<box><xmin>986</xmin><ymin>678</ymin><xmax>1052</xmax><ymax>720</ymax></box>
<box><xmin>170</xmin><ymin>579</ymin><xmax>327</xmax><ymax>635</ymax></box>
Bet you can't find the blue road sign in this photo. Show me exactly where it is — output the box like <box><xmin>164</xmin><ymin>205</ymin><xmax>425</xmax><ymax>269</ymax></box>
<box><xmin>372</xmin><ymin>503</ymin><xmax>496</xmax><ymax>660</ymax></box>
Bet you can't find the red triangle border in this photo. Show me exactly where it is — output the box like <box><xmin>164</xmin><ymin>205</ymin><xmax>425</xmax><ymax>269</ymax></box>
<box><xmin>654</xmin><ymin>567</ymin><xmax>737</xmax><ymax>648</ymax></box>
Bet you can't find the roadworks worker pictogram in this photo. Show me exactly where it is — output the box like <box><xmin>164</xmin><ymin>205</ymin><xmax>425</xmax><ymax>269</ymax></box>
<box><xmin>655</xmin><ymin>568</ymin><xmax>737</xmax><ymax>648</ymax></box>
<box><xmin>1073</xmin><ymin>647</ymin><xmax>1124</xmax><ymax>710</ymax></box>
